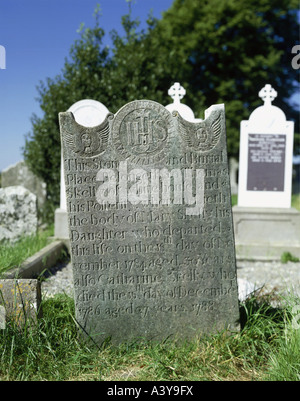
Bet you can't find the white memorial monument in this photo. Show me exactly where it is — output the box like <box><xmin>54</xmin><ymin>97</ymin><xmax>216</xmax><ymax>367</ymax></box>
<box><xmin>238</xmin><ymin>84</ymin><xmax>294</xmax><ymax>208</ymax></box>
<box><xmin>54</xmin><ymin>99</ymin><xmax>110</xmax><ymax>240</ymax></box>
<box><xmin>233</xmin><ymin>84</ymin><xmax>300</xmax><ymax>259</ymax></box>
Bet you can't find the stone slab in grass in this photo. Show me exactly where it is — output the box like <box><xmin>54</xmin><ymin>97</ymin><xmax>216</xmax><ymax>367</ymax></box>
<box><xmin>0</xmin><ymin>279</ymin><xmax>42</xmax><ymax>329</ymax></box>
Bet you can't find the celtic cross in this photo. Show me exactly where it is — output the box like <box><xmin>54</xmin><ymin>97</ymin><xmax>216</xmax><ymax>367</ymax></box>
<box><xmin>168</xmin><ymin>82</ymin><xmax>186</xmax><ymax>104</ymax></box>
<box><xmin>259</xmin><ymin>84</ymin><xmax>277</xmax><ymax>106</ymax></box>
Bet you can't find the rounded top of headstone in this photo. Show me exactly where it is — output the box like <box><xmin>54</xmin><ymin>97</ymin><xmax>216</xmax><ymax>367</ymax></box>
<box><xmin>165</xmin><ymin>102</ymin><xmax>196</xmax><ymax>122</ymax></box>
<box><xmin>249</xmin><ymin>84</ymin><xmax>286</xmax><ymax>129</ymax></box>
<box><xmin>67</xmin><ymin>99</ymin><xmax>110</xmax><ymax>127</ymax></box>
<box><xmin>165</xmin><ymin>82</ymin><xmax>198</xmax><ymax>122</ymax></box>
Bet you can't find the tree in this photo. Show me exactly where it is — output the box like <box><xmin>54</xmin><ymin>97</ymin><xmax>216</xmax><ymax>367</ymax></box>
<box><xmin>23</xmin><ymin>9</ymin><xmax>111</xmax><ymax>221</ymax></box>
<box><xmin>23</xmin><ymin>4</ymin><xmax>159</xmax><ymax>221</ymax></box>
<box><xmin>146</xmin><ymin>0</ymin><xmax>299</xmax><ymax>156</ymax></box>
<box><xmin>23</xmin><ymin>0</ymin><xmax>299</xmax><ymax>221</ymax></box>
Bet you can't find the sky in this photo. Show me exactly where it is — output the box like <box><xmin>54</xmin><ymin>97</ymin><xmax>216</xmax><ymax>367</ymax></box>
<box><xmin>0</xmin><ymin>0</ymin><xmax>174</xmax><ymax>172</ymax></box>
<box><xmin>0</xmin><ymin>1</ymin><xmax>299</xmax><ymax>173</ymax></box>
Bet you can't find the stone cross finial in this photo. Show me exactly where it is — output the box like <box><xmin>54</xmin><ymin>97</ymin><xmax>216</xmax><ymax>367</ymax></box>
<box><xmin>168</xmin><ymin>82</ymin><xmax>186</xmax><ymax>104</ymax></box>
<box><xmin>259</xmin><ymin>84</ymin><xmax>277</xmax><ymax>106</ymax></box>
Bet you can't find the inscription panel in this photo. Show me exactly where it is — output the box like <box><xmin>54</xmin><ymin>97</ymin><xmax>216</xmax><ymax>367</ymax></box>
<box><xmin>247</xmin><ymin>134</ymin><xmax>286</xmax><ymax>191</ymax></box>
<box><xmin>59</xmin><ymin>100</ymin><xmax>240</xmax><ymax>344</ymax></box>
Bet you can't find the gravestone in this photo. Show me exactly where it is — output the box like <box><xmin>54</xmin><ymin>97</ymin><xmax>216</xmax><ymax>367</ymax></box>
<box><xmin>165</xmin><ymin>82</ymin><xmax>202</xmax><ymax>122</ymax></box>
<box><xmin>0</xmin><ymin>279</ymin><xmax>42</xmax><ymax>328</ymax></box>
<box><xmin>1</xmin><ymin>160</ymin><xmax>46</xmax><ymax>210</ymax></box>
<box><xmin>0</xmin><ymin>186</ymin><xmax>37</xmax><ymax>243</ymax></box>
<box><xmin>233</xmin><ymin>84</ymin><xmax>300</xmax><ymax>259</ymax></box>
<box><xmin>59</xmin><ymin>99</ymin><xmax>240</xmax><ymax>344</ymax></box>
<box><xmin>54</xmin><ymin>99</ymin><xmax>110</xmax><ymax>240</ymax></box>
<box><xmin>237</xmin><ymin>84</ymin><xmax>294</xmax><ymax>208</ymax></box>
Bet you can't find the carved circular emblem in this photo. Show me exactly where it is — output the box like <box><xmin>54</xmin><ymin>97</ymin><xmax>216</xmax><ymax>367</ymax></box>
<box><xmin>112</xmin><ymin>100</ymin><xmax>172</xmax><ymax>164</ymax></box>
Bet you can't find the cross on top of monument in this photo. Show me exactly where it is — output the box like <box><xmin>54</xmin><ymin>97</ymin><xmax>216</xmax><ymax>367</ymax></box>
<box><xmin>258</xmin><ymin>84</ymin><xmax>277</xmax><ymax>106</ymax></box>
<box><xmin>168</xmin><ymin>82</ymin><xmax>186</xmax><ymax>104</ymax></box>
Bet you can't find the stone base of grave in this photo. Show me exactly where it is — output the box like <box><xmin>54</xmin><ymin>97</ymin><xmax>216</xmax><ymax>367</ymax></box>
<box><xmin>232</xmin><ymin>206</ymin><xmax>300</xmax><ymax>260</ymax></box>
<box><xmin>54</xmin><ymin>208</ymin><xmax>69</xmax><ymax>239</ymax></box>
<box><xmin>0</xmin><ymin>279</ymin><xmax>42</xmax><ymax>329</ymax></box>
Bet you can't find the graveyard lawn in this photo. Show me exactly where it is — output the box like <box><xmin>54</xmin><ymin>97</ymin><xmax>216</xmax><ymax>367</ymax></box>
<box><xmin>0</xmin><ymin>292</ymin><xmax>299</xmax><ymax>381</ymax></box>
<box><xmin>292</xmin><ymin>194</ymin><xmax>300</xmax><ymax>211</ymax></box>
<box><xmin>0</xmin><ymin>225</ymin><xmax>55</xmax><ymax>276</ymax></box>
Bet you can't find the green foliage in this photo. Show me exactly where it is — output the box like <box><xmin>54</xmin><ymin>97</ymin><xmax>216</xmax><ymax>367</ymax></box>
<box><xmin>23</xmin><ymin>0</ymin><xmax>299</xmax><ymax>221</ymax></box>
<box><xmin>281</xmin><ymin>251</ymin><xmax>300</xmax><ymax>263</ymax></box>
<box><xmin>0</xmin><ymin>225</ymin><xmax>54</xmax><ymax>276</ymax></box>
<box><xmin>151</xmin><ymin>0</ymin><xmax>299</xmax><ymax>155</ymax></box>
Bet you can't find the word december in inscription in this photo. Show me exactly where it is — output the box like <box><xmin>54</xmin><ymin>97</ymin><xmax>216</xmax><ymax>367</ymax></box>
<box><xmin>94</xmin><ymin>161</ymin><xmax>205</xmax><ymax>216</ymax></box>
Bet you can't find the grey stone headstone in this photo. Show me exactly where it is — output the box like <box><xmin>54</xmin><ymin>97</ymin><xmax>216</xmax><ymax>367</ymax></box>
<box><xmin>0</xmin><ymin>186</ymin><xmax>37</xmax><ymax>243</ymax></box>
<box><xmin>59</xmin><ymin>99</ymin><xmax>240</xmax><ymax>344</ymax></box>
<box><xmin>1</xmin><ymin>160</ymin><xmax>46</xmax><ymax>209</ymax></box>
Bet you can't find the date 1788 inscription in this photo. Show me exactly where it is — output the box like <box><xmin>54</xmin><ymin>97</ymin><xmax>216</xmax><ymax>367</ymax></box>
<box><xmin>59</xmin><ymin>100</ymin><xmax>240</xmax><ymax>344</ymax></box>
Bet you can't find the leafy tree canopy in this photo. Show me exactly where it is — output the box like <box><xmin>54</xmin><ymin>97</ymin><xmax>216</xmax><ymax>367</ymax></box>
<box><xmin>23</xmin><ymin>0</ymin><xmax>299</xmax><ymax>221</ymax></box>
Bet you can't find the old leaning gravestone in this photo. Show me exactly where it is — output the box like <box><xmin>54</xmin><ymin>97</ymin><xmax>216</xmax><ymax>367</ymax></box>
<box><xmin>59</xmin><ymin>99</ymin><xmax>240</xmax><ymax>344</ymax></box>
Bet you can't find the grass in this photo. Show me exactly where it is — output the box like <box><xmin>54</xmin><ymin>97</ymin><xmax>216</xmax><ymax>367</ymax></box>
<box><xmin>0</xmin><ymin>197</ymin><xmax>299</xmax><ymax>380</ymax></box>
<box><xmin>0</xmin><ymin>225</ymin><xmax>54</xmax><ymax>276</ymax></box>
<box><xmin>0</xmin><ymin>292</ymin><xmax>299</xmax><ymax>381</ymax></box>
<box><xmin>292</xmin><ymin>193</ymin><xmax>300</xmax><ymax>211</ymax></box>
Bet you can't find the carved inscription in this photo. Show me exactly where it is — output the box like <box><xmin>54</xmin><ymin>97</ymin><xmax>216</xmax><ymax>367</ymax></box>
<box><xmin>247</xmin><ymin>134</ymin><xmax>286</xmax><ymax>191</ymax></box>
<box><xmin>59</xmin><ymin>100</ymin><xmax>240</xmax><ymax>344</ymax></box>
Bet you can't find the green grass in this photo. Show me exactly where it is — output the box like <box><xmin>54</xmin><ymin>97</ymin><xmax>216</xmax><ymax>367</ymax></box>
<box><xmin>0</xmin><ymin>292</ymin><xmax>299</xmax><ymax>381</ymax></box>
<box><xmin>0</xmin><ymin>225</ymin><xmax>54</xmax><ymax>275</ymax></box>
<box><xmin>292</xmin><ymin>194</ymin><xmax>300</xmax><ymax>211</ymax></box>
<box><xmin>231</xmin><ymin>194</ymin><xmax>238</xmax><ymax>206</ymax></box>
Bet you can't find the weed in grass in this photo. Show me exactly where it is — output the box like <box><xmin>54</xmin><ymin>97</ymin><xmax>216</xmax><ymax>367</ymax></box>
<box><xmin>281</xmin><ymin>251</ymin><xmax>300</xmax><ymax>264</ymax></box>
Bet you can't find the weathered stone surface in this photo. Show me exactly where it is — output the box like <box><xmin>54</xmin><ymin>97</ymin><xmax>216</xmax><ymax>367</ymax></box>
<box><xmin>0</xmin><ymin>279</ymin><xmax>42</xmax><ymax>328</ymax></box>
<box><xmin>55</xmin><ymin>99</ymin><xmax>110</xmax><ymax>240</ymax></box>
<box><xmin>59</xmin><ymin>99</ymin><xmax>240</xmax><ymax>344</ymax></box>
<box><xmin>1</xmin><ymin>160</ymin><xmax>46</xmax><ymax>209</ymax></box>
<box><xmin>0</xmin><ymin>186</ymin><xmax>37</xmax><ymax>243</ymax></box>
